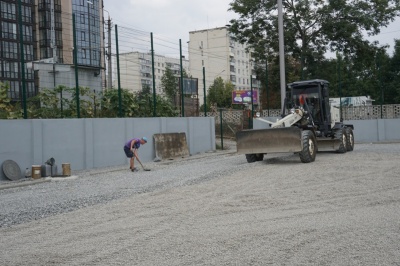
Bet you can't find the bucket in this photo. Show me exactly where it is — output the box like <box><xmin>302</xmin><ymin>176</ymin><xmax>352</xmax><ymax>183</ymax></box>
<box><xmin>62</xmin><ymin>163</ymin><xmax>71</xmax><ymax>176</ymax></box>
<box><xmin>32</xmin><ymin>165</ymin><xmax>42</xmax><ymax>179</ymax></box>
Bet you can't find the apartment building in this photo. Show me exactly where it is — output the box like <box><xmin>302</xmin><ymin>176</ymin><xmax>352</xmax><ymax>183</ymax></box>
<box><xmin>0</xmin><ymin>0</ymin><xmax>36</xmax><ymax>100</ymax></box>
<box><xmin>0</xmin><ymin>0</ymin><xmax>105</xmax><ymax>102</ymax></box>
<box><xmin>189</xmin><ymin>26</ymin><xmax>260</xmax><ymax>106</ymax></box>
<box><xmin>116</xmin><ymin>51</ymin><xmax>189</xmax><ymax>94</ymax></box>
<box><xmin>33</xmin><ymin>0</ymin><xmax>105</xmax><ymax>92</ymax></box>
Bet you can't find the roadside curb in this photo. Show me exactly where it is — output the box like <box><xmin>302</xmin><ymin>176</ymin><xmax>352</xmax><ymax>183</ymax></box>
<box><xmin>0</xmin><ymin>178</ymin><xmax>51</xmax><ymax>190</ymax></box>
<box><xmin>0</xmin><ymin>176</ymin><xmax>79</xmax><ymax>190</ymax></box>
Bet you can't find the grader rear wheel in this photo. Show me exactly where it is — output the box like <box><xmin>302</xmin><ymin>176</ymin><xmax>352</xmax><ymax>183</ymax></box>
<box><xmin>345</xmin><ymin>127</ymin><xmax>354</xmax><ymax>151</ymax></box>
<box><xmin>245</xmin><ymin>154</ymin><xmax>257</xmax><ymax>163</ymax></box>
<box><xmin>335</xmin><ymin>128</ymin><xmax>347</xmax><ymax>153</ymax></box>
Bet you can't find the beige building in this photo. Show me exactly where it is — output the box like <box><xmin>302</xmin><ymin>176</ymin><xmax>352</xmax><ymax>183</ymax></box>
<box><xmin>116</xmin><ymin>52</ymin><xmax>189</xmax><ymax>94</ymax></box>
<box><xmin>189</xmin><ymin>27</ymin><xmax>260</xmax><ymax>106</ymax></box>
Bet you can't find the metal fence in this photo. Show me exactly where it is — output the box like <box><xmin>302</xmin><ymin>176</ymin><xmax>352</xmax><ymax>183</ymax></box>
<box><xmin>202</xmin><ymin>104</ymin><xmax>400</xmax><ymax>142</ymax></box>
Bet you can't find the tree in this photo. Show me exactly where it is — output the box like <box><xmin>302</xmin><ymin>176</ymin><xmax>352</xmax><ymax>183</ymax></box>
<box><xmin>228</xmin><ymin>0</ymin><xmax>400</xmax><ymax>77</ymax></box>
<box><xmin>0</xmin><ymin>82</ymin><xmax>22</xmax><ymax>119</ymax></box>
<box><xmin>161</xmin><ymin>67</ymin><xmax>178</xmax><ymax>101</ymax></box>
<box><xmin>133</xmin><ymin>85</ymin><xmax>179</xmax><ymax>117</ymax></box>
<box><xmin>101</xmin><ymin>88</ymin><xmax>137</xmax><ymax>117</ymax></box>
<box><xmin>207</xmin><ymin>77</ymin><xmax>235</xmax><ymax>109</ymax></box>
<box><xmin>161</xmin><ymin>67</ymin><xmax>189</xmax><ymax>106</ymax></box>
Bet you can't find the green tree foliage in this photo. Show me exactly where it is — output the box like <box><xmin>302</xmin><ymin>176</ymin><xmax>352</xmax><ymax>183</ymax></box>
<box><xmin>228</xmin><ymin>0</ymin><xmax>400</xmax><ymax>78</ymax></box>
<box><xmin>207</xmin><ymin>77</ymin><xmax>235</xmax><ymax>109</ymax></box>
<box><xmin>101</xmin><ymin>88</ymin><xmax>137</xmax><ymax>117</ymax></box>
<box><xmin>133</xmin><ymin>85</ymin><xmax>179</xmax><ymax>117</ymax></box>
<box><xmin>386</xmin><ymin>40</ymin><xmax>400</xmax><ymax>103</ymax></box>
<box><xmin>161</xmin><ymin>67</ymin><xmax>178</xmax><ymax>101</ymax></box>
<box><xmin>27</xmin><ymin>88</ymin><xmax>61</xmax><ymax>118</ymax></box>
<box><xmin>0</xmin><ymin>82</ymin><xmax>22</xmax><ymax>119</ymax></box>
<box><xmin>161</xmin><ymin>67</ymin><xmax>189</xmax><ymax>107</ymax></box>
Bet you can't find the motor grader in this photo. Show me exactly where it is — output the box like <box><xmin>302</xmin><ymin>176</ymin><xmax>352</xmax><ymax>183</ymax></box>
<box><xmin>236</xmin><ymin>79</ymin><xmax>354</xmax><ymax>163</ymax></box>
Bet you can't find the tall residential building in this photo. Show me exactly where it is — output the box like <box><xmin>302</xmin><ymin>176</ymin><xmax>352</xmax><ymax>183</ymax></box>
<box><xmin>0</xmin><ymin>0</ymin><xmax>105</xmax><ymax>103</ymax></box>
<box><xmin>116</xmin><ymin>51</ymin><xmax>189</xmax><ymax>94</ymax></box>
<box><xmin>33</xmin><ymin>0</ymin><xmax>105</xmax><ymax>92</ymax></box>
<box><xmin>189</xmin><ymin>26</ymin><xmax>260</xmax><ymax>106</ymax></box>
<box><xmin>0</xmin><ymin>0</ymin><xmax>36</xmax><ymax>100</ymax></box>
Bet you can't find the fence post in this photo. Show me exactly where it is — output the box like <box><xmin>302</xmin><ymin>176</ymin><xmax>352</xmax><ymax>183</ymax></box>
<box><xmin>179</xmin><ymin>39</ymin><xmax>184</xmax><ymax>117</ymax></box>
<box><xmin>115</xmin><ymin>24</ymin><xmax>122</xmax><ymax>117</ymax></box>
<box><xmin>18</xmin><ymin>0</ymin><xmax>27</xmax><ymax>119</ymax></box>
<box><xmin>72</xmin><ymin>13</ymin><xmax>80</xmax><ymax>118</ymax></box>
<box><xmin>219</xmin><ymin>108</ymin><xmax>223</xmax><ymax>150</ymax></box>
<box><xmin>151</xmin><ymin>32</ymin><xmax>156</xmax><ymax>117</ymax></box>
<box><xmin>203</xmin><ymin>66</ymin><xmax>206</xmax><ymax>117</ymax></box>
<box><xmin>250</xmin><ymin>75</ymin><xmax>254</xmax><ymax>129</ymax></box>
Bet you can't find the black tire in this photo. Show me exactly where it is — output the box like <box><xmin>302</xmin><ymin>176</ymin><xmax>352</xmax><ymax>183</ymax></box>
<box><xmin>345</xmin><ymin>127</ymin><xmax>354</xmax><ymax>151</ymax></box>
<box><xmin>245</xmin><ymin>154</ymin><xmax>257</xmax><ymax>163</ymax></box>
<box><xmin>255</xmin><ymin>153</ymin><xmax>264</xmax><ymax>161</ymax></box>
<box><xmin>335</xmin><ymin>128</ymin><xmax>347</xmax><ymax>153</ymax></box>
<box><xmin>299</xmin><ymin>130</ymin><xmax>317</xmax><ymax>163</ymax></box>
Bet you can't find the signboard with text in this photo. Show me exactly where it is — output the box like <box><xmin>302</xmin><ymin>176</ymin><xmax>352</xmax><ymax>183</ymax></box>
<box><xmin>232</xmin><ymin>90</ymin><xmax>258</xmax><ymax>104</ymax></box>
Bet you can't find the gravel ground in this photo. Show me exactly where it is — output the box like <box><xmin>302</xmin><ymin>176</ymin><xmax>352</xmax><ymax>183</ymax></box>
<box><xmin>0</xmin><ymin>141</ymin><xmax>400</xmax><ymax>265</ymax></box>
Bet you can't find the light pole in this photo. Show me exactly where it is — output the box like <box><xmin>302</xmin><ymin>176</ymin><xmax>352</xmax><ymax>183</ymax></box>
<box><xmin>213</xmin><ymin>70</ymin><xmax>225</xmax><ymax>81</ymax></box>
<box><xmin>87</xmin><ymin>1</ymin><xmax>93</xmax><ymax>66</ymax></box>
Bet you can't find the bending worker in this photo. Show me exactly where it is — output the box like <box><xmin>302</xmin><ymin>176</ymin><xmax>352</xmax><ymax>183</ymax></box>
<box><xmin>123</xmin><ymin>137</ymin><xmax>147</xmax><ymax>172</ymax></box>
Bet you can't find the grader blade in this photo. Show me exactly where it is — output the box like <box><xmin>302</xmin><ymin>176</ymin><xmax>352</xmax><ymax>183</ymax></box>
<box><xmin>236</xmin><ymin>127</ymin><xmax>303</xmax><ymax>154</ymax></box>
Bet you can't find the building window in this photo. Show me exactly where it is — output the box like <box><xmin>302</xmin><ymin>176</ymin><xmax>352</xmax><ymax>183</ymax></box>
<box><xmin>1</xmin><ymin>2</ymin><xmax>16</xmax><ymax>20</ymax></box>
<box><xmin>1</xmin><ymin>22</ymin><xmax>17</xmax><ymax>40</ymax></box>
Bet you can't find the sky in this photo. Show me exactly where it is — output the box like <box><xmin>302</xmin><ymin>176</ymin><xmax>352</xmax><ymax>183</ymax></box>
<box><xmin>102</xmin><ymin>0</ymin><xmax>400</xmax><ymax>58</ymax></box>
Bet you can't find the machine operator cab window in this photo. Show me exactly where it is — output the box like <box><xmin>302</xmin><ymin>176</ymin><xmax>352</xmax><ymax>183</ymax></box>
<box><xmin>292</xmin><ymin>87</ymin><xmax>322</xmax><ymax>123</ymax></box>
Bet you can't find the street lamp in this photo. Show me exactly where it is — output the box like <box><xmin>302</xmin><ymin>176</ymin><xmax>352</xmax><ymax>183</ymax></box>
<box><xmin>213</xmin><ymin>69</ymin><xmax>225</xmax><ymax>80</ymax></box>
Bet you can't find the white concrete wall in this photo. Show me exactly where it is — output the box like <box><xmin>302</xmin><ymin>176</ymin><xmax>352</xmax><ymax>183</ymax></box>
<box><xmin>0</xmin><ymin>117</ymin><xmax>215</xmax><ymax>181</ymax></box>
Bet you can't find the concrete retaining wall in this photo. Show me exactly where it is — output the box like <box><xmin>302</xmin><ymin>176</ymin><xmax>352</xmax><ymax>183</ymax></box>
<box><xmin>254</xmin><ymin>118</ymin><xmax>400</xmax><ymax>143</ymax></box>
<box><xmin>0</xmin><ymin>117</ymin><xmax>215</xmax><ymax>181</ymax></box>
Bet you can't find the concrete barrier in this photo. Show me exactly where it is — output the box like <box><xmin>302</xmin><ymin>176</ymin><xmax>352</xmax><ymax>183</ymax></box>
<box><xmin>0</xmin><ymin>117</ymin><xmax>216</xmax><ymax>181</ymax></box>
<box><xmin>153</xmin><ymin>133</ymin><xmax>190</xmax><ymax>160</ymax></box>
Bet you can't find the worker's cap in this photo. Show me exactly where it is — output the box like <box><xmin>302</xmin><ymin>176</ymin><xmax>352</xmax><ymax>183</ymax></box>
<box><xmin>142</xmin><ymin>137</ymin><xmax>148</xmax><ymax>143</ymax></box>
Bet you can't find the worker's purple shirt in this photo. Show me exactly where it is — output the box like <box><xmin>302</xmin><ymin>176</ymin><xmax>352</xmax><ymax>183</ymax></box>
<box><xmin>124</xmin><ymin>138</ymin><xmax>141</xmax><ymax>149</ymax></box>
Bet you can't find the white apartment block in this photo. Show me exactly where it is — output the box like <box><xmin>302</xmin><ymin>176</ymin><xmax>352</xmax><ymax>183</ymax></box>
<box><xmin>115</xmin><ymin>52</ymin><xmax>189</xmax><ymax>94</ymax></box>
<box><xmin>189</xmin><ymin>27</ymin><xmax>260</xmax><ymax>105</ymax></box>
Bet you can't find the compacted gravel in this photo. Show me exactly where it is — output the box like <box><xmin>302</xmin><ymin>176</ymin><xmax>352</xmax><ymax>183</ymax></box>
<box><xmin>0</xmin><ymin>142</ymin><xmax>399</xmax><ymax>265</ymax></box>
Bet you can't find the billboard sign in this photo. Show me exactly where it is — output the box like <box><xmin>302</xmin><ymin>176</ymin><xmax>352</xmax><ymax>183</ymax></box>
<box><xmin>179</xmin><ymin>78</ymin><xmax>198</xmax><ymax>95</ymax></box>
<box><xmin>232</xmin><ymin>90</ymin><xmax>258</xmax><ymax>104</ymax></box>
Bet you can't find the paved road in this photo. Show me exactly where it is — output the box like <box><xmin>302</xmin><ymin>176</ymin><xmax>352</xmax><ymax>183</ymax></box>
<box><xmin>1</xmin><ymin>142</ymin><xmax>400</xmax><ymax>265</ymax></box>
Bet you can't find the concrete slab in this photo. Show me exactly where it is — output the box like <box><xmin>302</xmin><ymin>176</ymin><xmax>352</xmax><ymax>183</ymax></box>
<box><xmin>153</xmin><ymin>132</ymin><xmax>190</xmax><ymax>160</ymax></box>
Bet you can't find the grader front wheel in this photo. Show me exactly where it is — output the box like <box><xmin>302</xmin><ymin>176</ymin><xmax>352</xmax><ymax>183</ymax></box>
<box><xmin>299</xmin><ymin>130</ymin><xmax>317</xmax><ymax>163</ymax></box>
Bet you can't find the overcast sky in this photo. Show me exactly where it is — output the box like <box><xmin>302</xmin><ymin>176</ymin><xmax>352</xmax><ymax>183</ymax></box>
<box><xmin>102</xmin><ymin>0</ymin><xmax>400</xmax><ymax>58</ymax></box>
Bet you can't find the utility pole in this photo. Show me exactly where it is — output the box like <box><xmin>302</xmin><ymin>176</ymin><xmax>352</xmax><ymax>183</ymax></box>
<box><xmin>278</xmin><ymin>0</ymin><xmax>286</xmax><ymax>112</ymax></box>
